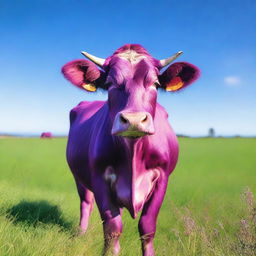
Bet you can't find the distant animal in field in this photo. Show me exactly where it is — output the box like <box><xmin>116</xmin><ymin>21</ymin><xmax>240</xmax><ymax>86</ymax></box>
<box><xmin>40</xmin><ymin>132</ymin><xmax>52</xmax><ymax>138</ymax></box>
<box><xmin>61</xmin><ymin>44</ymin><xmax>200</xmax><ymax>256</ymax></box>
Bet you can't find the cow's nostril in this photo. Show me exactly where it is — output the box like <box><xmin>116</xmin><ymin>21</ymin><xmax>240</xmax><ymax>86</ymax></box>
<box><xmin>141</xmin><ymin>115</ymin><xmax>148</xmax><ymax>123</ymax></box>
<box><xmin>120</xmin><ymin>115</ymin><xmax>128</xmax><ymax>124</ymax></box>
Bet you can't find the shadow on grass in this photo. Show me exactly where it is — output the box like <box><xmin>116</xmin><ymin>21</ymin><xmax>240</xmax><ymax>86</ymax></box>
<box><xmin>6</xmin><ymin>200</ymin><xmax>73</xmax><ymax>230</ymax></box>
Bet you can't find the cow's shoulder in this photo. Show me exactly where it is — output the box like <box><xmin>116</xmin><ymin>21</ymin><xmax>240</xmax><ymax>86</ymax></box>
<box><xmin>69</xmin><ymin>100</ymin><xmax>106</xmax><ymax>125</ymax></box>
<box><xmin>155</xmin><ymin>103</ymin><xmax>169</xmax><ymax>119</ymax></box>
<box><xmin>155</xmin><ymin>103</ymin><xmax>176</xmax><ymax>140</ymax></box>
<box><xmin>147</xmin><ymin>103</ymin><xmax>178</xmax><ymax>172</ymax></box>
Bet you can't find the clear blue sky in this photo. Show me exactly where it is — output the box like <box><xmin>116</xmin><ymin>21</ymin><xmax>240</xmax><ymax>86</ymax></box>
<box><xmin>0</xmin><ymin>0</ymin><xmax>255</xmax><ymax>136</ymax></box>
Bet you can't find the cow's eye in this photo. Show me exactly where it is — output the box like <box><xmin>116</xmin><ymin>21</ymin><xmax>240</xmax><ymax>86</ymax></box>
<box><xmin>105</xmin><ymin>81</ymin><xmax>112</xmax><ymax>89</ymax></box>
<box><xmin>154</xmin><ymin>82</ymin><xmax>160</xmax><ymax>88</ymax></box>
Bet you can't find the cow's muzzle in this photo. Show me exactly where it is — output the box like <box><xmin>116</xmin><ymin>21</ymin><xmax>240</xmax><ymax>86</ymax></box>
<box><xmin>111</xmin><ymin>112</ymin><xmax>155</xmax><ymax>138</ymax></box>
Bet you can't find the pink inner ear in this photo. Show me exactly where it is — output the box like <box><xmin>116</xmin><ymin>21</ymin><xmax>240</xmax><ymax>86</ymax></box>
<box><xmin>61</xmin><ymin>60</ymin><xmax>100</xmax><ymax>88</ymax></box>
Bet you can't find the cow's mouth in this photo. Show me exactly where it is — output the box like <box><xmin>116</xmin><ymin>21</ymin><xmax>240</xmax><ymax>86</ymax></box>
<box><xmin>114</xmin><ymin>130</ymin><xmax>150</xmax><ymax>139</ymax></box>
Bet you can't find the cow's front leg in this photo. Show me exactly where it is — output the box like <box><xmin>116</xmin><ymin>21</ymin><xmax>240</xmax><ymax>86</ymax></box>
<box><xmin>103</xmin><ymin>215</ymin><xmax>122</xmax><ymax>256</ymax></box>
<box><xmin>75</xmin><ymin>179</ymin><xmax>94</xmax><ymax>234</ymax></box>
<box><xmin>138</xmin><ymin>175</ymin><xmax>168</xmax><ymax>256</ymax></box>
<box><xmin>92</xmin><ymin>174</ymin><xmax>122</xmax><ymax>256</ymax></box>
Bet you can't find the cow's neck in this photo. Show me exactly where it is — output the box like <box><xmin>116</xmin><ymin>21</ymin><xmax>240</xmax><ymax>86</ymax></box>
<box><xmin>110</xmin><ymin>136</ymin><xmax>159</xmax><ymax>218</ymax></box>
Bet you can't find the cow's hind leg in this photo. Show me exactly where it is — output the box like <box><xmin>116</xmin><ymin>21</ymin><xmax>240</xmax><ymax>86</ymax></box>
<box><xmin>138</xmin><ymin>176</ymin><xmax>168</xmax><ymax>256</ymax></box>
<box><xmin>75</xmin><ymin>179</ymin><xmax>94</xmax><ymax>234</ymax></box>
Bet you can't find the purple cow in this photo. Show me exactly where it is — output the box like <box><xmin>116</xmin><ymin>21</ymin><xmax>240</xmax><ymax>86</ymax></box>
<box><xmin>40</xmin><ymin>132</ymin><xmax>52</xmax><ymax>138</ymax></box>
<box><xmin>62</xmin><ymin>44</ymin><xmax>200</xmax><ymax>256</ymax></box>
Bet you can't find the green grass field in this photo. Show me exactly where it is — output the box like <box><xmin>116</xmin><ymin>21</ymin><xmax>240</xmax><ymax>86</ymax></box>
<box><xmin>0</xmin><ymin>138</ymin><xmax>255</xmax><ymax>256</ymax></box>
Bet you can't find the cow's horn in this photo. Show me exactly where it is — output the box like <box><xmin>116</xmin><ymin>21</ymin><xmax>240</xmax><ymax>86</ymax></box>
<box><xmin>81</xmin><ymin>51</ymin><xmax>105</xmax><ymax>67</ymax></box>
<box><xmin>160</xmin><ymin>51</ymin><xmax>183</xmax><ymax>68</ymax></box>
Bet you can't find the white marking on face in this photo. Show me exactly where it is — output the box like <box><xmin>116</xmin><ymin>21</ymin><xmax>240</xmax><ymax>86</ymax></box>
<box><xmin>117</xmin><ymin>50</ymin><xmax>146</xmax><ymax>64</ymax></box>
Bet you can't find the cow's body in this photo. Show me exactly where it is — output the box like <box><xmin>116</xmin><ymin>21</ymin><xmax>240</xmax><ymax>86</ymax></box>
<box><xmin>40</xmin><ymin>132</ymin><xmax>52</xmax><ymax>138</ymax></box>
<box><xmin>62</xmin><ymin>44</ymin><xmax>200</xmax><ymax>256</ymax></box>
<box><xmin>67</xmin><ymin>101</ymin><xmax>178</xmax><ymax>217</ymax></box>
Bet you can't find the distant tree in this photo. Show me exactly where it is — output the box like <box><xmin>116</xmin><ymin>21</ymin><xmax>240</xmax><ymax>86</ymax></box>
<box><xmin>208</xmin><ymin>128</ymin><xmax>215</xmax><ymax>137</ymax></box>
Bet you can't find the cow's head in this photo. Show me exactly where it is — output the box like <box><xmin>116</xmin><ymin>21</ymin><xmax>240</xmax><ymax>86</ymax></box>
<box><xmin>62</xmin><ymin>44</ymin><xmax>200</xmax><ymax>138</ymax></box>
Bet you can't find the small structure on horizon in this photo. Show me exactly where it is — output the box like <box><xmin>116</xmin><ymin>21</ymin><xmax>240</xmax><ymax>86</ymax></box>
<box><xmin>208</xmin><ymin>128</ymin><xmax>215</xmax><ymax>137</ymax></box>
<box><xmin>40</xmin><ymin>132</ymin><xmax>53</xmax><ymax>138</ymax></box>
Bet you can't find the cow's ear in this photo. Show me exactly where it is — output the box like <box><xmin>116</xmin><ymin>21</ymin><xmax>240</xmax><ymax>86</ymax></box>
<box><xmin>159</xmin><ymin>62</ymin><xmax>200</xmax><ymax>92</ymax></box>
<box><xmin>61</xmin><ymin>60</ymin><xmax>106</xmax><ymax>92</ymax></box>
